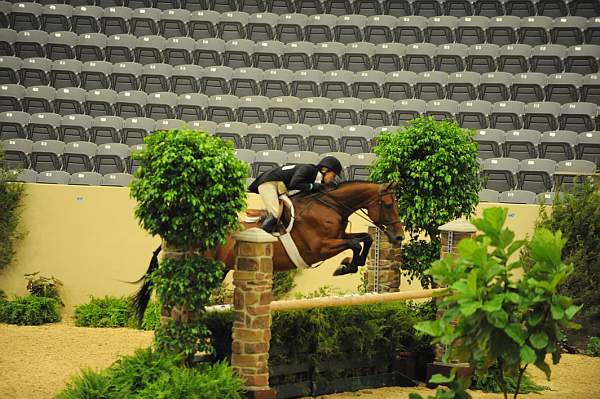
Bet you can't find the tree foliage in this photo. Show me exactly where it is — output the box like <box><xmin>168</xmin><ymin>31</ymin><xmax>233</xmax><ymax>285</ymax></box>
<box><xmin>0</xmin><ymin>142</ymin><xmax>25</xmax><ymax>270</ymax></box>
<box><xmin>370</xmin><ymin>117</ymin><xmax>480</xmax><ymax>287</ymax></box>
<box><xmin>412</xmin><ymin>207</ymin><xmax>580</xmax><ymax>399</ymax></box>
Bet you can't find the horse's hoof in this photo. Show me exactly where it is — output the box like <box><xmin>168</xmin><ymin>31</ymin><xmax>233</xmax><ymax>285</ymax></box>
<box><xmin>341</xmin><ymin>257</ymin><xmax>352</xmax><ymax>266</ymax></box>
<box><xmin>333</xmin><ymin>264</ymin><xmax>358</xmax><ymax>276</ymax></box>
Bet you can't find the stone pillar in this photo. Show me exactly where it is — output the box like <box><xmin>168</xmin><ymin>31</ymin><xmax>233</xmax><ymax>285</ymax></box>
<box><xmin>367</xmin><ymin>226</ymin><xmax>402</xmax><ymax>293</ymax></box>
<box><xmin>427</xmin><ymin>219</ymin><xmax>477</xmax><ymax>383</ymax></box>
<box><xmin>231</xmin><ymin>228</ymin><xmax>277</xmax><ymax>399</ymax></box>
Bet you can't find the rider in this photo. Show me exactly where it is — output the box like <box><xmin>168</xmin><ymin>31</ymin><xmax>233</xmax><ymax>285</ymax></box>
<box><xmin>248</xmin><ymin>155</ymin><xmax>343</xmax><ymax>233</ymax></box>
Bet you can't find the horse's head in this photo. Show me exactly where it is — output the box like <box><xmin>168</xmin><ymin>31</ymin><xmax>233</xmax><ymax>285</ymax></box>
<box><xmin>366</xmin><ymin>183</ymin><xmax>405</xmax><ymax>247</ymax></box>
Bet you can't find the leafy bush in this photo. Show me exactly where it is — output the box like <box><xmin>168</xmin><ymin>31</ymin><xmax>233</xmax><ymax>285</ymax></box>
<box><xmin>57</xmin><ymin>348</ymin><xmax>244</xmax><ymax>399</ymax></box>
<box><xmin>272</xmin><ymin>270</ymin><xmax>299</xmax><ymax>300</ymax></box>
<box><xmin>24</xmin><ymin>272</ymin><xmax>62</xmax><ymax>301</ymax></box>
<box><xmin>370</xmin><ymin>117</ymin><xmax>480</xmax><ymax>288</ymax></box>
<box><xmin>74</xmin><ymin>296</ymin><xmax>160</xmax><ymax>330</ymax></box>
<box><xmin>535</xmin><ymin>180</ymin><xmax>600</xmax><ymax>346</ymax></box>
<box><xmin>205</xmin><ymin>301</ymin><xmax>434</xmax><ymax>367</ymax></box>
<box><xmin>130</xmin><ymin>128</ymin><xmax>247</xmax><ymax>360</ymax></box>
<box><xmin>0</xmin><ymin>295</ymin><xmax>60</xmax><ymax>325</ymax></box>
<box><xmin>0</xmin><ymin>142</ymin><xmax>25</xmax><ymax>270</ymax></box>
<box><xmin>585</xmin><ymin>336</ymin><xmax>600</xmax><ymax>357</ymax></box>
<box><xmin>472</xmin><ymin>367</ymin><xmax>545</xmax><ymax>394</ymax></box>
<box><xmin>412</xmin><ymin>207</ymin><xmax>580</xmax><ymax>399</ymax></box>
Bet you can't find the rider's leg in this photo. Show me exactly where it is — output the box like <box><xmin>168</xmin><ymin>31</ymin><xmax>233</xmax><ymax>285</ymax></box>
<box><xmin>257</xmin><ymin>181</ymin><xmax>281</xmax><ymax>233</ymax></box>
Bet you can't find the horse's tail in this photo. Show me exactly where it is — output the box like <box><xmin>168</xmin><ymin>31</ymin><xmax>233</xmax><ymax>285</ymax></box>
<box><xmin>132</xmin><ymin>245</ymin><xmax>161</xmax><ymax>325</ymax></box>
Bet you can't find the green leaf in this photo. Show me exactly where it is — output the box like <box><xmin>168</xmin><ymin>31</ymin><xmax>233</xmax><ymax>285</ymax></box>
<box><xmin>506</xmin><ymin>323</ymin><xmax>527</xmax><ymax>345</ymax></box>
<box><xmin>459</xmin><ymin>301</ymin><xmax>482</xmax><ymax>317</ymax></box>
<box><xmin>529</xmin><ymin>229</ymin><xmax>564</xmax><ymax>267</ymax></box>
<box><xmin>520</xmin><ymin>345</ymin><xmax>537</xmax><ymax>364</ymax></box>
<box><xmin>487</xmin><ymin>310</ymin><xmax>508</xmax><ymax>328</ymax></box>
<box><xmin>530</xmin><ymin>332</ymin><xmax>549</xmax><ymax>349</ymax></box>
<box><xmin>565</xmin><ymin>304</ymin><xmax>582</xmax><ymax>319</ymax></box>
<box><xmin>415</xmin><ymin>320</ymin><xmax>442</xmax><ymax>337</ymax></box>
<box><xmin>481</xmin><ymin>296</ymin><xmax>504</xmax><ymax>312</ymax></box>
<box><xmin>528</xmin><ymin>312</ymin><xmax>544</xmax><ymax>327</ymax></box>
<box><xmin>409</xmin><ymin>394</ymin><xmax>425</xmax><ymax>399</ymax></box>
<box><xmin>429</xmin><ymin>373</ymin><xmax>455</xmax><ymax>384</ymax></box>
<box><xmin>550</xmin><ymin>304</ymin><xmax>565</xmax><ymax>320</ymax></box>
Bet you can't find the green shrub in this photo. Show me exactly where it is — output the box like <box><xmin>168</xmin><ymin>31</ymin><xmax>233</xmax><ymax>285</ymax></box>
<box><xmin>74</xmin><ymin>296</ymin><xmax>160</xmax><ymax>330</ymax></box>
<box><xmin>205</xmin><ymin>301</ymin><xmax>434</xmax><ymax>366</ymax></box>
<box><xmin>370</xmin><ymin>117</ymin><xmax>480</xmax><ymax>288</ymax></box>
<box><xmin>57</xmin><ymin>348</ymin><xmax>244</xmax><ymax>399</ymax></box>
<box><xmin>24</xmin><ymin>272</ymin><xmax>62</xmax><ymax>301</ymax></box>
<box><xmin>272</xmin><ymin>270</ymin><xmax>299</xmax><ymax>300</ymax></box>
<box><xmin>534</xmin><ymin>180</ymin><xmax>600</xmax><ymax>347</ymax></box>
<box><xmin>0</xmin><ymin>142</ymin><xmax>26</xmax><ymax>270</ymax></box>
<box><xmin>585</xmin><ymin>336</ymin><xmax>600</xmax><ymax>357</ymax></box>
<box><xmin>0</xmin><ymin>295</ymin><xmax>60</xmax><ymax>325</ymax></box>
<box><xmin>472</xmin><ymin>367</ymin><xmax>545</xmax><ymax>394</ymax></box>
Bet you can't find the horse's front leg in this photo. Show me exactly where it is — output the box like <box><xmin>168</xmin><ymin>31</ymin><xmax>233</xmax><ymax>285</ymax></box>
<box><xmin>317</xmin><ymin>237</ymin><xmax>363</xmax><ymax>276</ymax></box>
<box><xmin>341</xmin><ymin>232</ymin><xmax>373</xmax><ymax>267</ymax></box>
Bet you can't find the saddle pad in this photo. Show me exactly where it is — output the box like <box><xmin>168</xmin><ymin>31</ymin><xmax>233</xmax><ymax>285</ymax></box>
<box><xmin>278</xmin><ymin>232</ymin><xmax>310</xmax><ymax>269</ymax></box>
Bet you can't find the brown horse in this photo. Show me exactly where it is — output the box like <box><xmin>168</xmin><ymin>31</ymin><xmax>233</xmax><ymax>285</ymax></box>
<box><xmin>133</xmin><ymin>181</ymin><xmax>404</xmax><ymax>320</ymax></box>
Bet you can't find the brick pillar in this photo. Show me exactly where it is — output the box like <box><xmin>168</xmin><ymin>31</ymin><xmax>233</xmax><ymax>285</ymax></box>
<box><xmin>231</xmin><ymin>228</ymin><xmax>277</xmax><ymax>399</ymax></box>
<box><xmin>367</xmin><ymin>226</ymin><xmax>402</xmax><ymax>293</ymax></box>
<box><xmin>427</xmin><ymin>219</ymin><xmax>477</xmax><ymax>383</ymax></box>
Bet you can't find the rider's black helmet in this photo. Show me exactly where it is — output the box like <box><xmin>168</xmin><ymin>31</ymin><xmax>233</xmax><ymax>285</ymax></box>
<box><xmin>317</xmin><ymin>156</ymin><xmax>343</xmax><ymax>176</ymax></box>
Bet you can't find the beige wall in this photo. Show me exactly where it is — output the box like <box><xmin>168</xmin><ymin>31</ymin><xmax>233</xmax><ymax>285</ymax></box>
<box><xmin>0</xmin><ymin>184</ymin><xmax>543</xmax><ymax>313</ymax></box>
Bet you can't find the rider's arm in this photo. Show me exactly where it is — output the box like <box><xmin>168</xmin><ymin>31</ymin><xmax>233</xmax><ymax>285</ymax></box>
<box><xmin>288</xmin><ymin>165</ymin><xmax>318</xmax><ymax>191</ymax></box>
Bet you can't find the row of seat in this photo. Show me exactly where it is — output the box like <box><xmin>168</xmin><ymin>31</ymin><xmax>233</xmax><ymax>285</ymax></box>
<box><xmin>3</xmin><ymin>30</ymin><xmax>600</xmax><ymax>74</ymax></box>
<box><xmin>5</xmin><ymin>6</ymin><xmax>600</xmax><ymax>46</ymax></box>
<box><xmin>479</xmin><ymin>188</ymin><xmax>564</xmax><ymax>204</ymax></box>
<box><xmin>8</xmin><ymin>168</ymin><xmax>135</xmax><ymax>186</ymax></box>
<box><xmin>3</xmin><ymin>139</ymin><xmax>141</xmax><ymax>174</ymax></box>
<box><xmin>2</xmin><ymin>0</ymin><xmax>595</xmax><ymax>19</ymax></box>
<box><xmin>481</xmin><ymin>157</ymin><xmax>595</xmax><ymax>192</ymax></box>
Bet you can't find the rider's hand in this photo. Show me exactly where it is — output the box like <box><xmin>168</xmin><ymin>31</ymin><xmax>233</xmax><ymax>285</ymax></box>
<box><xmin>311</xmin><ymin>183</ymin><xmax>325</xmax><ymax>192</ymax></box>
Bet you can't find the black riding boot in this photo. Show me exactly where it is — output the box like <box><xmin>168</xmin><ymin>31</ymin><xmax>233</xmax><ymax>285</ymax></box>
<box><xmin>261</xmin><ymin>214</ymin><xmax>277</xmax><ymax>233</ymax></box>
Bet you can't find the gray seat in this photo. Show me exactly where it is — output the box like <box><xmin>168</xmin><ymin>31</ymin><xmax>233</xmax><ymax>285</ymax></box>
<box><xmin>414</xmin><ymin>71</ymin><xmax>448</xmax><ymax>101</ymax></box>
<box><xmin>362</xmin><ymin>97</ymin><xmax>393</xmax><ymax>127</ymax></box>
<box><xmin>130</xmin><ymin>8</ymin><xmax>161</xmax><ymax>37</ymax></box>
<box><xmin>267</xmin><ymin>95</ymin><xmax>299</xmax><ymax>124</ymax></box>
<box><xmin>487</xmin><ymin>16</ymin><xmax>520</xmax><ymax>45</ymax></box>
<box><xmin>189</xmin><ymin>10</ymin><xmax>218</xmax><ymax>40</ymax></box>
<box><xmin>518</xmin><ymin>16</ymin><xmax>552</xmax><ymax>46</ymax></box>
<box><xmin>383</xmin><ymin>70</ymin><xmax>417</xmax><ymax>101</ymax></box>
<box><xmin>14</xmin><ymin>30</ymin><xmax>48</xmax><ymax>59</ymax></box>
<box><xmin>559</xmin><ymin>102</ymin><xmax>597</xmax><ymax>132</ymax></box>
<box><xmin>105</xmin><ymin>33</ymin><xmax>137</xmax><ymax>63</ymax></box>
<box><xmin>110</xmin><ymin>61</ymin><xmax>142</xmax><ymax>92</ymax></box>
<box><xmin>71</xmin><ymin>5</ymin><xmax>103</xmax><ymax>35</ymax></box>
<box><xmin>518</xmin><ymin>158</ymin><xmax>556</xmax><ymax>193</ymax></box>
<box><xmin>223</xmin><ymin>38</ymin><xmax>255</xmax><ymax>68</ymax></box>
<box><xmin>40</xmin><ymin>4</ymin><xmax>72</xmax><ymax>33</ymax></box>
<box><xmin>285</xmin><ymin>150</ymin><xmax>320</xmax><ymax>165</ymax></box>
<box><xmin>23</xmin><ymin>85</ymin><xmax>55</xmax><ymax>114</ymax></box>
<box><xmin>0</xmin><ymin>83</ymin><xmax>24</xmax><ymax>112</ymax></box>
<box><xmin>365</xmin><ymin>15</ymin><xmax>397</xmax><ymax>44</ymax></box>
<box><xmin>122</xmin><ymin>116</ymin><xmax>154</xmax><ymax>145</ymax></box>
<box><xmin>425</xmin><ymin>16</ymin><xmax>458</xmax><ymax>45</ymax></box>
<box><xmin>278</xmin><ymin>122</ymin><xmax>310</xmax><ymax>151</ymax></box>
<box><xmin>393</xmin><ymin>98</ymin><xmax>426</xmax><ymax>126</ymax></box>
<box><xmin>473</xmin><ymin>128</ymin><xmax>505</xmax><ymax>159</ymax></box>
<box><xmin>115</xmin><ymin>90</ymin><xmax>148</xmax><ymax>118</ymax></box>
<box><xmin>456</xmin><ymin>16</ymin><xmax>488</xmax><ymax>45</ymax></box>
<box><xmin>85</xmin><ymin>88</ymin><xmax>117</xmax><ymax>117</ymax></box>
<box><xmin>54</xmin><ymin>87</ymin><xmax>86</xmax><ymax>116</ymax></box>
<box><xmin>352</xmin><ymin>70</ymin><xmax>385</xmax><ymax>99</ymax></box>
<box><xmin>482</xmin><ymin>157</ymin><xmax>519</xmax><ymax>191</ymax></box>
<box><xmin>340</xmin><ymin>124</ymin><xmax>373</xmax><ymax>154</ymax></box>
<box><xmin>253</xmin><ymin>40</ymin><xmax>285</xmax><ymax>70</ymax></box>
<box><xmin>60</xmin><ymin>114</ymin><xmax>93</xmax><ymax>143</ymax></box>
<box><xmin>160</xmin><ymin>9</ymin><xmax>191</xmax><ymax>39</ymax></box>
<box><xmin>585</xmin><ymin>17</ymin><xmax>600</xmax><ymax>45</ymax></box>
<box><xmin>238</xmin><ymin>95</ymin><xmax>270</xmax><ymax>123</ymax></box>
<box><xmin>46</xmin><ymin>31</ymin><xmax>78</xmax><ymax>61</ymax></box>
<box><xmin>100</xmin><ymin>6</ymin><xmax>132</xmax><ymax>36</ymax></box>
<box><xmin>425</xmin><ymin>99</ymin><xmax>458</xmax><ymax>121</ymax></box>
<box><xmin>565</xmin><ymin>45</ymin><xmax>600</xmax><ymax>75</ymax></box>
<box><xmin>215</xmin><ymin>120</ymin><xmax>248</xmax><ymax>148</ymax></box>
<box><xmin>322</xmin><ymin>69</ymin><xmax>354</xmax><ymax>99</ymax></box>
<box><xmin>478</xmin><ymin>72</ymin><xmax>512</xmax><ymax>102</ymax></box>
<box><xmin>511</xmin><ymin>72</ymin><xmax>547</xmax><ymax>103</ymax></box>
<box><xmin>577</xmin><ymin>130</ymin><xmax>600</xmax><ymax>168</ymax></box>
<box><xmin>540</xmin><ymin>130</ymin><xmax>578</xmax><ymax>162</ymax></box>
<box><xmin>91</xmin><ymin>115</ymin><xmax>123</xmax><ymax>145</ymax></box>
<box><xmin>69</xmin><ymin>171</ymin><xmax>102</xmax><ymax>186</ymax></box>
<box><xmin>343</xmin><ymin>42</ymin><xmax>376</xmax><ymax>72</ymax></box>
<box><xmin>201</xmin><ymin>65</ymin><xmax>233</xmax><ymax>95</ymax></box>
<box><xmin>554</xmin><ymin>159</ymin><xmax>597</xmax><ymax>191</ymax></box>
<box><xmin>458</xmin><ymin>100</ymin><xmax>492</xmax><ymax>129</ymax></box>
<box><xmin>404</xmin><ymin>42</ymin><xmax>436</xmax><ymax>73</ymax></box>
<box><xmin>489</xmin><ymin>101</ymin><xmax>525</xmax><ymax>131</ymax></box>
<box><xmin>505</xmin><ymin>129</ymin><xmax>541</xmax><ymax>160</ymax></box>
<box><xmin>164</xmin><ymin>36</ymin><xmax>195</xmax><ymax>66</ymax></box>
<box><xmin>63</xmin><ymin>141</ymin><xmax>97</xmax><ymax>173</ymax></box>
<box><xmin>10</xmin><ymin>2</ymin><xmax>42</xmax><ymax>31</ymax></box>
<box><xmin>499</xmin><ymin>44</ymin><xmax>531</xmax><ymax>74</ymax></box>
<box><xmin>28</xmin><ymin>112</ymin><xmax>61</xmax><ymax>141</ymax></box>
<box><xmin>581</xmin><ymin>73</ymin><xmax>600</xmax><ymax>105</ymax></box>
<box><xmin>76</xmin><ymin>33</ymin><xmax>107</xmax><ymax>62</ymax></box>
<box><xmin>50</xmin><ymin>59</ymin><xmax>82</xmax><ymax>89</ymax></box>
<box><xmin>308</xmin><ymin>123</ymin><xmax>341</xmax><ymax>153</ymax></box>
<box><xmin>276</xmin><ymin>13</ymin><xmax>308</xmax><ymax>44</ymax></box>
<box><xmin>37</xmin><ymin>170</ymin><xmax>70</xmax><ymax>184</ymax></box>
<box><xmin>95</xmin><ymin>142</ymin><xmax>130</xmax><ymax>174</ymax></box>
<box><xmin>498</xmin><ymin>190</ymin><xmax>537</xmax><ymax>204</ymax></box>
<box><xmin>0</xmin><ymin>55</ymin><xmax>20</xmax><ymax>84</ymax></box>
<box><xmin>81</xmin><ymin>60</ymin><xmax>112</xmax><ymax>90</ymax></box>
<box><xmin>145</xmin><ymin>91</ymin><xmax>178</xmax><ymax>120</ymax></box>
<box><xmin>545</xmin><ymin>73</ymin><xmax>583</xmax><ymax>104</ymax></box>
<box><xmin>135</xmin><ymin>35</ymin><xmax>166</xmax><ymax>65</ymax></box>
<box><xmin>140</xmin><ymin>63</ymin><xmax>173</xmax><ymax>94</ymax></box>
<box><xmin>312</xmin><ymin>41</ymin><xmax>345</xmax><ymax>72</ymax></box>
<box><xmin>536</xmin><ymin>191</ymin><xmax>565</xmax><ymax>205</ymax></box>
<box><xmin>19</xmin><ymin>57</ymin><xmax>51</xmax><ymax>87</ymax></box>
<box><xmin>188</xmin><ymin>120</ymin><xmax>218</xmax><ymax>135</ymax></box>
<box><xmin>466</xmin><ymin>43</ymin><xmax>499</xmax><ymax>73</ymax></box>
<box><xmin>0</xmin><ymin>111</ymin><xmax>29</xmax><ymax>140</ymax></box>
<box><xmin>373</xmin><ymin>42</ymin><xmax>405</xmax><ymax>73</ymax></box>
<box><xmin>395</xmin><ymin>16</ymin><xmax>426</xmax><ymax>44</ymax></box>
<box><xmin>523</xmin><ymin>101</ymin><xmax>560</xmax><ymax>132</ymax></box>
<box><xmin>530</xmin><ymin>44</ymin><xmax>567</xmax><ymax>75</ymax></box>
<box><xmin>261</xmin><ymin>68</ymin><xmax>293</xmax><ymax>97</ymax></box>
<box><xmin>245</xmin><ymin>122</ymin><xmax>279</xmax><ymax>151</ymax></box>
<box><xmin>305</xmin><ymin>14</ymin><xmax>337</xmax><ymax>43</ymax></box>
<box><xmin>172</xmin><ymin>64</ymin><xmax>204</xmax><ymax>94</ymax></box>
<box><xmin>298</xmin><ymin>96</ymin><xmax>331</xmax><ymax>125</ymax></box>
<box><xmin>101</xmin><ymin>172</ymin><xmax>134</xmax><ymax>187</ymax></box>
<box><xmin>247</xmin><ymin>12</ymin><xmax>279</xmax><ymax>42</ymax></box>
<box><xmin>253</xmin><ymin>149</ymin><xmax>287</xmax><ymax>176</ymax></box>
<box><xmin>231</xmin><ymin>67</ymin><xmax>263</xmax><ymax>96</ymax></box>
<box><xmin>348</xmin><ymin>152</ymin><xmax>376</xmax><ymax>180</ymax></box>
<box><xmin>9</xmin><ymin>168</ymin><xmax>37</xmax><ymax>183</ymax></box>
<box><xmin>330</xmin><ymin>96</ymin><xmax>362</xmax><ymax>127</ymax></box>
<box><xmin>291</xmin><ymin>69</ymin><xmax>323</xmax><ymax>98</ymax></box>
<box><xmin>194</xmin><ymin>37</ymin><xmax>225</xmax><ymax>67</ymax></box>
<box><xmin>207</xmin><ymin>94</ymin><xmax>239</xmax><ymax>123</ymax></box>
<box><xmin>282</xmin><ymin>41</ymin><xmax>314</xmax><ymax>71</ymax></box>
<box><xmin>478</xmin><ymin>188</ymin><xmax>499</xmax><ymax>202</ymax></box>
<box><xmin>31</xmin><ymin>139</ymin><xmax>64</xmax><ymax>172</ymax></box>
<box><xmin>155</xmin><ymin>118</ymin><xmax>187</xmax><ymax>131</ymax></box>
<box><xmin>218</xmin><ymin>11</ymin><xmax>249</xmax><ymax>41</ymax></box>
<box><xmin>176</xmin><ymin>92</ymin><xmax>208</xmax><ymax>122</ymax></box>
<box><xmin>335</xmin><ymin>15</ymin><xmax>367</xmax><ymax>44</ymax></box>
<box><xmin>2</xmin><ymin>138</ymin><xmax>32</xmax><ymax>169</ymax></box>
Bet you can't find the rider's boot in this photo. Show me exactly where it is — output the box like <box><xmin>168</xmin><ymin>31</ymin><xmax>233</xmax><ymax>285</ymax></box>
<box><xmin>261</xmin><ymin>214</ymin><xmax>278</xmax><ymax>233</ymax></box>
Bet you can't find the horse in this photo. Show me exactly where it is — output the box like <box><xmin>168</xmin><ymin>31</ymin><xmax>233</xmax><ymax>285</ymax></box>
<box><xmin>133</xmin><ymin>181</ymin><xmax>405</xmax><ymax>320</ymax></box>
